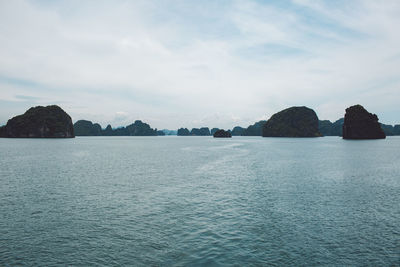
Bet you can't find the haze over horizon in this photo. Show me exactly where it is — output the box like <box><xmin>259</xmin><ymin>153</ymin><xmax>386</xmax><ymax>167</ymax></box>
<box><xmin>1</xmin><ymin>0</ymin><xmax>399</xmax><ymax>129</ymax></box>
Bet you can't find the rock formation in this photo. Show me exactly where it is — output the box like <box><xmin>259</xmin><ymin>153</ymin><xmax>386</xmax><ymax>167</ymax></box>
<box><xmin>74</xmin><ymin>120</ymin><xmax>102</xmax><ymax>136</ymax></box>
<box><xmin>231</xmin><ymin>126</ymin><xmax>245</xmax><ymax>136</ymax></box>
<box><xmin>262</xmin><ymin>106</ymin><xmax>320</xmax><ymax>137</ymax></box>
<box><xmin>213</xmin><ymin>129</ymin><xmax>232</xmax><ymax>138</ymax></box>
<box><xmin>394</xmin><ymin>125</ymin><xmax>400</xmax><ymax>135</ymax></box>
<box><xmin>0</xmin><ymin>105</ymin><xmax>74</xmax><ymax>138</ymax></box>
<box><xmin>342</xmin><ymin>105</ymin><xmax>385</xmax><ymax>139</ymax></box>
<box><xmin>0</xmin><ymin>126</ymin><xmax>6</xmax><ymax>137</ymax></box>
<box><xmin>211</xmin><ymin>128</ymin><xmax>219</xmax><ymax>135</ymax></box>
<box><xmin>156</xmin><ymin>130</ymin><xmax>165</xmax><ymax>136</ymax></box>
<box><xmin>161</xmin><ymin>129</ymin><xmax>177</xmax><ymax>135</ymax></box>
<box><xmin>318</xmin><ymin>118</ymin><xmax>344</xmax><ymax>136</ymax></box>
<box><xmin>73</xmin><ymin>120</ymin><xmax>158</xmax><ymax>136</ymax></box>
<box><xmin>242</xmin><ymin>121</ymin><xmax>267</xmax><ymax>136</ymax></box>
<box><xmin>190</xmin><ymin>127</ymin><xmax>210</xmax><ymax>136</ymax></box>
<box><xmin>125</xmin><ymin>120</ymin><xmax>158</xmax><ymax>136</ymax></box>
<box><xmin>380</xmin><ymin>123</ymin><xmax>395</xmax><ymax>136</ymax></box>
<box><xmin>177</xmin><ymin>128</ymin><xmax>190</xmax><ymax>136</ymax></box>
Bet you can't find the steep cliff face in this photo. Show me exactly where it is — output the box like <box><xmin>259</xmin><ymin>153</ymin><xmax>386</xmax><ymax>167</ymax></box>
<box><xmin>342</xmin><ymin>105</ymin><xmax>385</xmax><ymax>139</ymax></box>
<box><xmin>262</xmin><ymin>106</ymin><xmax>320</xmax><ymax>137</ymax></box>
<box><xmin>0</xmin><ymin>105</ymin><xmax>74</xmax><ymax>138</ymax></box>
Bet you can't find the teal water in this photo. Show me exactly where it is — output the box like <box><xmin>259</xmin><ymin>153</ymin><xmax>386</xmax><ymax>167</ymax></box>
<box><xmin>0</xmin><ymin>136</ymin><xmax>399</xmax><ymax>266</ymax></box>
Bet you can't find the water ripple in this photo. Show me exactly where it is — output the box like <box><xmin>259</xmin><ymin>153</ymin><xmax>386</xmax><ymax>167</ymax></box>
<box><xmin>0</xmin><ymin>137</ymin><xmax>399</xmax><ymax>266</ymax></box>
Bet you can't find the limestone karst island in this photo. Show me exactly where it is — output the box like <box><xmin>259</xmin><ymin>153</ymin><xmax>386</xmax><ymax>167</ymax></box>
<box><xmin>0</xmin><ymin>104</ymin><xmax>395</xmax><ymax>139</ymax></box>
<box><xmin>0</xmin><ymin>105</ymin><xmax>74</xmax><ymax>138</ymax></box>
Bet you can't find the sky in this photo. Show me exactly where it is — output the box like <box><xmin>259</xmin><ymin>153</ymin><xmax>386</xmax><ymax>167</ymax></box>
<box><xmin>0</xmin><ymin>0</ymin><xmax>399</xmax><ymax>129</ymax></box>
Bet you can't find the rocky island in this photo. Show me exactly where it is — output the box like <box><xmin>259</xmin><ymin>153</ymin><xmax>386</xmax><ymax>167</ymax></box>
<box><xmin>74</xmin><ymin>120</ymin><xmax>102</xmax><ymax>136</ymax></box>
<box><xmin>318</xmin><ymin>118</ymin><xmax>344</xmax><ymax>136</ymax></box>
<box><xmin>213</xmin><ymin>129</ymin><xmax>232</xmax><ymax>138</ymax></box>
<box><xmin>242</xmin><ymin>121</ymin><xmax>267</xmax><ymax>136</ymax></box>
<box><xmin>177</xmin><ymin>128</ymin><xmax>190</xmax><ymax>136</ymax></box>
<box><xmin>74</xmin><ymin>120</ymin><xmax>158</xmax><ymax>136</ymax></box>
<box><xmin>342</xmin><ymin>105</ymin><xmax>386</xmax><ymax>139</ymax></box>
<box><xmin>262</xmin><ymin>106</ymin><xmax>321</xmax><ymax>137</ymax></box>
<box><xmin>231</xmin><ymin>126</ymin><xmax>245</xmax><ymax>136</ymax></box>
<box><xmin>177</xmin><ymin>127</ymin><xmax>211</xmax><ymax>136</ymax></box>
<box><xmin>190</xmin><ymin>127</ymin><xmax>211</xmax><ymax>136</ymax></box>
<box><xmin>0</xmin><ymin>105</ymin><xmax>74</xmax><ymax>138</ymax></box>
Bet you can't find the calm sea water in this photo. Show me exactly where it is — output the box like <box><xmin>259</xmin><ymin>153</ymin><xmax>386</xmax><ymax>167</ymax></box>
<box><xmin>0</xmin><ymin>136</ymin><xmax>399</xmax><ymax>266</ymax></box>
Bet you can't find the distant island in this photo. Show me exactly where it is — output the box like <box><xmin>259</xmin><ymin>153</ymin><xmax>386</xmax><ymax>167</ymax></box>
<box><xmin>1</xmin><ymin>104</ymin><xmax>398</xmax><ymax>139</ymax></box>
<box><xmin>213</xmin><ymin>129</ymin><xmax>232</xmax><ymax>138</ymax></box>
<box><xmin>177</xmin><ymin>127</ymin><xmax>212</xmax><ymax>136</ymax></box>
<box><xmin>74</xmin><ymin>120</ymin><xmax>159</xmax><ymax>136</ymax></box>
<box><xmin>318</xmin><ymin>118</ymin><xmax>344</xmax><ymax>136</ymax></box>
<box><xmin>239</xmin><ymin>106</ymin><xmax>397</xmax><ymax>138</ymax></box>
<box><xmin>241</xmin><ymin>121</ymin><xmax>266</xmax><ymax>136</ymax></box>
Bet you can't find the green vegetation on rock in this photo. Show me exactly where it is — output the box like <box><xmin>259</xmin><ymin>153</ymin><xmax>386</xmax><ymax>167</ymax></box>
<box><xmin>0</xmin><ymin>105</ymin><xmax>74</xmax><ymax>138</ymax></box>
<box><xmin>262</xmin><ymin>106</ymin><xmax>320</xmax><ymax>137</ymax></box>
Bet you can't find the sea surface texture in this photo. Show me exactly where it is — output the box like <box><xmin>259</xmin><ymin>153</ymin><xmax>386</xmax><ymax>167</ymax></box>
<box><xmin>0</xmin><ymin>137</ymin><xmax>399</xmax><ymax>266</ymax></box>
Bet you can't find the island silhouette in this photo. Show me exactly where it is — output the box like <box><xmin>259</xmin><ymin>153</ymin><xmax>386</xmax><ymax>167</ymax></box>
<box><xmin>0</xmin><ymin>104</ymin><xmax>397</xmax><ymax>139</ymax></box>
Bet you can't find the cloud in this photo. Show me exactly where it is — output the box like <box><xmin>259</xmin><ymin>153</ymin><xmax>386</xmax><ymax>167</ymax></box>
<box><xmin>0</xmin><ymin>0</ymin><xmax>399</xmax><ymax>128</ymax></box>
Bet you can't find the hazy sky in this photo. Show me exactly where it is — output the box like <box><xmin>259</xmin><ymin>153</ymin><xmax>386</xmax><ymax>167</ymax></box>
<box><xmin>1</xmin><ymin>0</ymin><xmax>399</xmax><ymax>129</ymax></box>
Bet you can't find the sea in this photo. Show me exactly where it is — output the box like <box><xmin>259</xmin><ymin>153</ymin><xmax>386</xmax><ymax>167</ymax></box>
<box><xmin>0</xmin><ymin>136</ymin><xmax>399</xmax><ymax>266</ymax></box>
